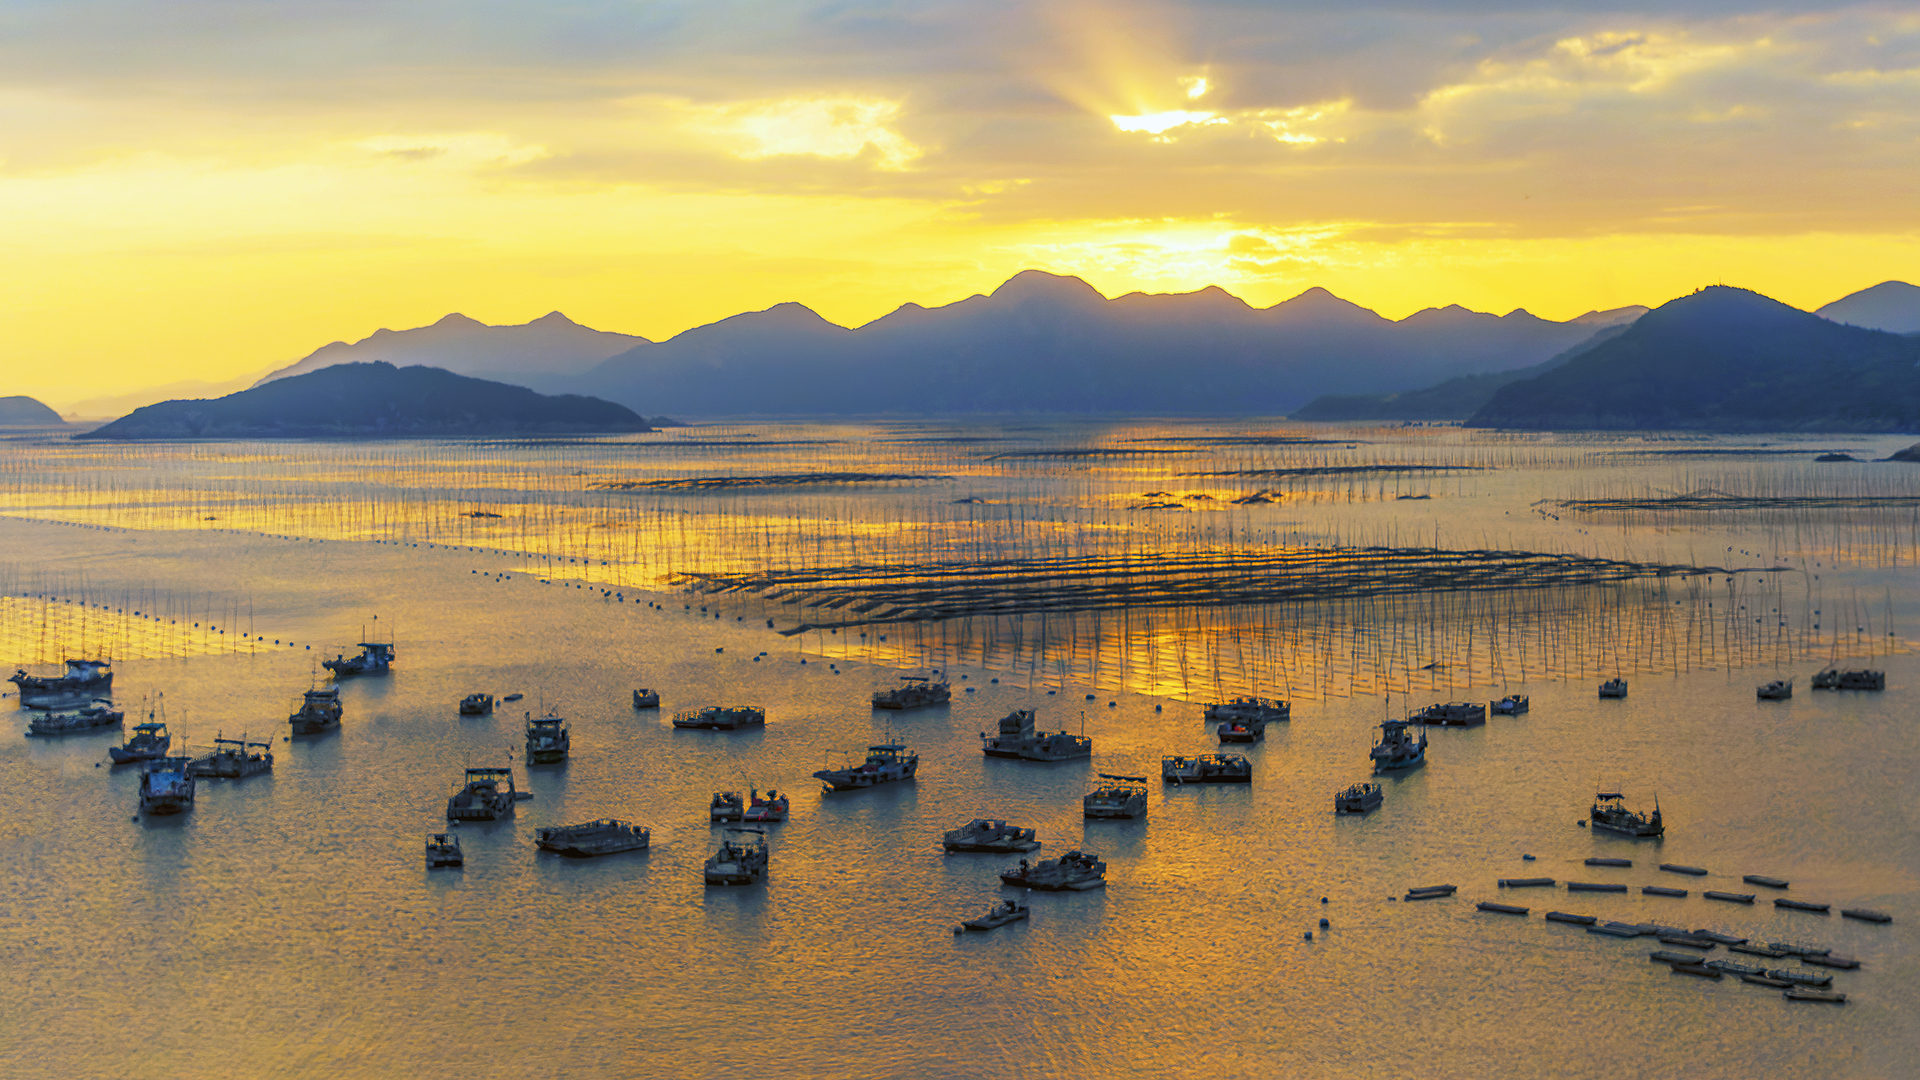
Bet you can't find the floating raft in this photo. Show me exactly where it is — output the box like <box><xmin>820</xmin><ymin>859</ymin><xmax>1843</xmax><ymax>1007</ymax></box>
<box><xmin>1783</xmin><ymin>987</ymin><xmax>1848</xmax><ymax>1004</ymax></box>
<box><xmin>1744</xmin><ymin>874</ymin><xmax>1790</xmax><ymax>889</ymax></box>
<box><xmin>1768</xmin><ymin>968</ymin><xmax>1833</xmax><ymax>987</ymax></box>
<box><xmin>1705</xmin><ymin>959</ymin><xmax>1766</xmax><ymax>976</ymax></box>
<box><xmin>1776</xmin><ymin>898</ymin><xmax>1831</xmax><ymax>913</ymax></box>
<box><xmin>1659</xmin><ymin>863</ymin><xmax>1709</xmax><ymax>876</ymax></box>
<box><xmin>1649</xmin><ymin>950</ymin><xmax>1702</xmax><ymax>964</ymax></box>
<box><xmin>1588</xmin><ymin>922</ymin><xmax>1650</xmax><ymax>938</ymax></box>
<box><xmin>1729</xmin><ymin>942</ymin><xmax>1790</xmax><ymax>958</ymax></box>
<box><xmin>1669</xmin><ymin>964</ymin><xmax>1722</xmax><ymax>979</ymax></box>
<box><xmin>1404</xmin><ymin>884</ymin><xmax>1457</xmax><ymax>901</ymax></box>
<box><xmin>1705</xmin><ymin>891</ymin><xmax>1756</xmax><ymax>904</ymax></box>
<box><xmin>1477</xmin><ymin>902</ymin><xmax>1529</xmax><ymax>915</ymax></box>
<box><xmin>1568</xmin><ymin>881</ymin><xmax>1628</xmax><ymax>893</ymax></box>
<box><xmin>1841</xmin><ymin>908</ymin><xmax>1892</xmax><ymax>923</ymax></box>
<box><xmin>1545</xmin><ymin>911</ymin><xmax>1596</xmax><ymax>925</ymax></box>
<box><xmin>1657</xmin><ymin>934</ymin><xmax>1717</xmax><ymax>949</ymax></box>
<box><xmin>1498</xmin><ymin>877</ymin><xmax>1556</xmax><ymax>888</ymax></box>
<box><xmin>1643</xmin><ymin>886</ymin><xmax>1688</xmax><ymax>898</ymax></box>
<box><xmin>1774</xmin><ymin>942</ymin><xmax>1830</xmax><ymax>957</ymax></box>
<box><xmin>1804</xmin><ymin>954</ymin><xmax>1859</xmax><ymax>970</ymax></box>
<box><xmin>1741</xmin><ymin>973</ymin><xmax>1794</xmax><ymax>988</ymax></box>
<box><xmin>1692</xmin><ymin>930</ymin><xmax>1748</xmax><ymax>945</ymax></box>
<box><xmin>1585</xmin><ymin>858</ymin><xmax>1632</xmax><ymax>868</ymax></box>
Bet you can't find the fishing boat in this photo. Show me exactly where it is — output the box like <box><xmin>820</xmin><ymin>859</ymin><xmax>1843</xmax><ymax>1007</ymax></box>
<box><xmin>981</xmin><ymin>709</ymin><xmax>1091</xmax><ymax>761</ymax></box>
<box><xmin>10</xmin><ymin>659</ymin><xmax>112</xmax><ymax>708</ymax></box>
<box><xmin>671</xmin><ymin>705</ymin><xmax>766</xmax><ymax>731</ymax></box>
<box><xmin>1216</xmin><ymin>715</ymin><xmax>1274</xmax><ymax>743</ymax></box>
<box><xmin>1413</xmin><ymin>701</ymin><xmax>1486</xmax><ymax>726</ymax></box>
<box><xmin>446</xmin><ymin>766</ymin><xmax>517</xmax><ymax>820</ymax></box>
<box><xmin>1598</xmin><ymin>678</ymin><xmax>1628</xmax><ymax>698</ymax></box>
<box><xmin>958</xmin><ymin>899</ymin><xmax>1030</xmax><ymax>932</ymax></box>
<box><xmin>1756</xmin><ymin>679</ymin><xmax>1792</xmax><ymax>700</ymax></box>
<box><xmin>190</xmin><ymin>735</ymin><xmax>273</xmax><ymax>778</ymax></box>
<box><xmin>1203</xmin><ymin>697</ymin><xmax>1289</xmax><ymax>725</ymax></box>
<box><xmin>631</xmin><ymin>688</ymin><xmax>660</xmax><ymax>709</ymax></box>
<box><xmin>1083</xmin><ymin>774</ymin><xmax>1149</xmax><ymax>819</ymax></box>
<box><xmin>459</xmin><ymin>693</ymin><xmax>495</xmax><ymax>715</ymax></box>
<box><xmin>999</xmin><ymin>851</ymin><xmax>1106</xmax><ymax>891</ymax></box>
<box><xmin>26</xmin><ymin>700</ymin><xmax>123</xmax><ymax>736</ymax></box>
<box><xmin>743</xmin><ymin>788</ymin><xmax>788</xmax><ymax>823</ymax></box>
<box><xmin>1335</xmin><ymin>782</ymin><xmax>1384</xmax><ymax>814</ymax></box>
<box><xmin>1590</xmin><ymin>791</ymin><xmax>1663</xmax><ymax>837</ymax></box>
<box><xmin>109</xmin><ymin>721</ymin><xmax>172</xmax><ymax>764</ymax></box>
<box><xmin>1161</xmin><ymin>753</ymin><xmax>1252</xmax><ymax>784</ymax></box>
<box><xmin>138</xmin><ymin>755</ymin><xmax>196</xmax><ymax>816</ymax></box>
<box><xmin>322</xmin><ymin>642</ymin><xmax>394</xmax><ymax>677</ymax></box>
<box><xmin>710</xmin><ymin>791</ymin><xmax>745</xmax><ymax>821</ymax></box>
<box><xmin>871</xmin><ymin>674</ymin><xmax>951</xmax><ymax>710</ymax></box>
<box><xmin>288</xmin><ymin>687</ymin><xmax>342</xmax><ymax>734</ymax></box>
<box><xmin>1811</xmin><ymin>668</ymin><xmax>1883</xmax><ymax>690</ymax></box>
<box><xmin>813</xmin><ymin>743</ymin><xmax>919</xmax><ymax>791</ymax></box>
<box><xmin>704</xmin><ymin>828</ymin><xmax>768</xmax><ymax>886</ymax></box>
<box><xmin>524</xmin><ymin>714</ymin><xmax>571</xmax><ymax>764</ymax></box>
<box><xmin>535</xmin><ymin>819</ymin><xmax>651</xmax><ymax>858</ymax></box>
<box><xmin>425</xmin><ymin>833</ymin><xmax>463</xmax><ymax>868</ymax></box>
<box><xmin>1369</xmin><ymin>718</ymin><xmax>1428</xmax><ymax>771</ymax></box>
<box><xmin>1491</xmin><ymin>694</ymin><xmax>1530</xmax><ymax>715</ymax></box>
<box><xmin>942</xmin><ymin>819</ymin><xmax>1041</xmax><ymax>853</ymax></box>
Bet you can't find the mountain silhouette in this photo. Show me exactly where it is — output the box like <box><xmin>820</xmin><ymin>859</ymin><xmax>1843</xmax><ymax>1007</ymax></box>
<box><xmin>255</xmin><ymin>311</ymin><xmax>648</xmax><ymax>387</ymax></box>
<box><xmin>1817</xmin><ymin>281</ymin><xmax>1920</xmax><ymax>334</ymax></box>
<box><xmin>1468</xmin><ymin>286</ymin><xmax>1920</xmax><ymax>431</ymax></box>
<box><xmin>0</xmin><ymin>395</ymin><xmax>65</xmax><ymax>426</ymax></box>
<box><xmin>569</xmin><ymin>271</ymin><xmax>1634</xmax><ymax>415</ymax></box>
<box><xmin>81</xmin><ymin>362</ymin><xmax>652</xmax><ymax>439</ymax></box>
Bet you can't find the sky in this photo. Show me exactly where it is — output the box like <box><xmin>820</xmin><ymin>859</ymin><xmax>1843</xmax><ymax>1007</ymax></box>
<box><xmin>3</xmin><ymin>1</ymin><xmax>1918</xmax><ymax>406</ymax></box>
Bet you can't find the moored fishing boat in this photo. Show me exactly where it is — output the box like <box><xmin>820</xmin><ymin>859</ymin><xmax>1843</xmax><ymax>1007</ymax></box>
<box><xmin>109</xmin><ymin>721</ymin><xmax>172</xmax><ymax>764</ymax></box>
<box><xmin>1756</xmin><ymin>679</ymin><xmax>1792</xmax><ymax>700</ymax></box>
<box><xmin>459</xmin><ymin>693</ymin><xmax>495</xmax><ymax>715</ymax></box>
<box><xmin>813</xmin><ymin>743</ymin><xmax>919</xmax><ymax>791</ymax></box>
<box><xmin>138</xmin><ymin>754</ymin><xmax>196</xmax><ymax>815</ymax></box>
<box><xmin>289</xmin><ymin>686</ymin><xmax>343</xmax><ymax>734</ymax></box>
<box><xmin>981</xmin><ymin>709</ymin><xmax>1091</xmax><ymax>761</ymax></box>
<box><xmin>446</xmin><ymin>766</ymin><xmax>517</xmax><ymax>820</ymax></box>
<box><xmin>710</xmin><ymin>791</ymin><xmax>745</xmax><ymax>821</ymax></box>
<box><xmin>942</xmin><ymin>819</ymin><xmax>1040</xmax><ymax>853</ymax></box>
<box><xmin>671</xmin><ymin>705</ymin><xmax>766</xmax><ymax>731</ymax></box>
<box><xmin>10</xmin><ymin>659</ymin><xmax>113</xmax><ymax>708</ymax></box>
<box><xmin>1369</xmin><ymin>718</ymin><xmax>1427</xmax><ymax>771</ymax></box>
<box><xmin>872</xmin><ymin>674</ymin><xmax>951</xmax><ymax>710</ymax></box>
<box><xmin>524</xmin><ymin>713</ymin><xmax>571</xmax><ymax>764</ymax></box>
<box><xmin>1083</xmin><ymin>774</ymin><xmax>1149</xmax><ymax>819</ymax></box>
<box><xmin>1413</xmin><ymin>701</ymin><xmax>1486</xmax><ymax>726</ymax></box>
<box><xmin>1590</xmin><ymin>791</ymin><xmax>1663</xmax><ymax>837</ymax></box>
<box><xmin>704</xmin><ymin>829</ymin><xmax>768</xmax><ymax>885</ymax></box>
<box><xmin>535</xmin><ymin>819</ymin><xmax>651</xmax><ymax>858</ymax></box>
<box><xmin>743</xmin><ymin>788</ymin><xmax>789</xmax><ymax>822</ymax></box>
<box><xmin>1000</xmin><ymin>851</ymin><xmax>1106</xmax><ymax>891</ymax></box>
<box><xmin>1491</xmin><ymin>694</ymin><xmax>1530</xmax><ymax>715</ymax></box>
<box><xmin>958</xmin><ymin>899</ymin><xmax>1030</xmax><ymax>932</ymax></box>
<box><xmin>1811</xmin><ymin>668</ymin><xmax>1883</xmax><ymax>690</ymax></box>
<box><xmin>631</xmin><ymin>688</ymin><xmax>660</xmax><ymax>709</ymax></box>
<box><xmin>1335</xmin><ymin>782</ymin><xmax>1383</xmax><ymax>814</ymax></box>
<box><xmin>425</xmin><ymin>833</ymin><xmax>464</xmax><ymax>868</ymax></box>
<box><xmin>1203</xmin><ymin>697</ymin><xmax>1289</xmax><ymax>725</ymax></box>
<box><xmin>1216</xmin><ymin>718</ymin><xmax>1269</xmax><ymax>743</ymax></box>
<box><xmin>1598</xmin><ymin>678</ymin><xmax>1628</xmax><ymax>698</ymax></box>
<box><xmin>190</xmin><ymin>735</ymin><xmax>273</xmax><ymax>778</ymax></box>
<box><xmin>27</xmin><ymin>700</ymin><xmax>124</xmax><ymax>736</ymax></box>
<box><xmin>1161</xmin><ymin>753</ymin><xmax>1252</xmax><ymax>784</ymax></box>
<box><xmin>322</xmin><ymin>642</ymin><xmax>394</xmax><ymax>677</ymax></box>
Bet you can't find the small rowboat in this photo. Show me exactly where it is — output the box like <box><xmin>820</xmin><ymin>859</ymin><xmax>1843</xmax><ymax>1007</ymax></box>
<box><xmin>956</xmin><ymin>900</ymin><xmax>1030</xmax><ymax>933</ymax></box>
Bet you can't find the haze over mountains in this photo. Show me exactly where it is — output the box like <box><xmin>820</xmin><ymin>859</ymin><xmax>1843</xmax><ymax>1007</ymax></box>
<box><xmin>256</xmin><ymin>311</ymin><xmax>647</xmax><ymax>387</ymax></box>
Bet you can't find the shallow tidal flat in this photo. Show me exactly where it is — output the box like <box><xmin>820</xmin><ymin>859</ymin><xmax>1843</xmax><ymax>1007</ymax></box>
<box><xmin>2</xmin><ymin>420</ymin><xmax>1917</xmax><ymax>1079</ymax></box>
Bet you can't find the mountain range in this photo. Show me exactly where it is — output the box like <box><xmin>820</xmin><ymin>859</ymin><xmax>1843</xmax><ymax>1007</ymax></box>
<box><xmin>1467</xmin><ymin>287</ymin><xmax>1920</xmax><ymax>431</ymax></box>
<box><xmin>78</xmin><ymin>362</ymin><xmax>652</xmax><ymax>440</ymax></box>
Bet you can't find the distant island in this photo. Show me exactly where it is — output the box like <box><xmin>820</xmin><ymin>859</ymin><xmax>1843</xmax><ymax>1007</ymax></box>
<box><xmin>77</xmin><ymin>362</ymin><xmax>656</xmax><ymax>439</ymax></box>
<box><xmin>0</xmin><ymin>395</ymin><xmax>65</xmax><ymax>427</ymax></box>
<box><xmin>1466</xmin><ymin>287</ymin><xmax>1920</xmax><ymax>432</ymax></box>
<box><xmin>1291</xmin><ymin>324</ymin><xmax>1633</xmax><ymax>422</ymax></box>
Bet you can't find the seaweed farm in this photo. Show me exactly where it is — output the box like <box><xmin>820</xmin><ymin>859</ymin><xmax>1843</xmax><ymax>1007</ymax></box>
<box><xmin>3</xmin><ymin>418</ymin><xmax>1917</xmax><ymax>1080</ymax></box>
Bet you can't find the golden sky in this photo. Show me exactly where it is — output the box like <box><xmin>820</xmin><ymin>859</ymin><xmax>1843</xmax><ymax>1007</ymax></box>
<box><xmin>4</xmin><ymin>1</ymin><xmax>1918</xmax><ymax>406</ymax></box>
